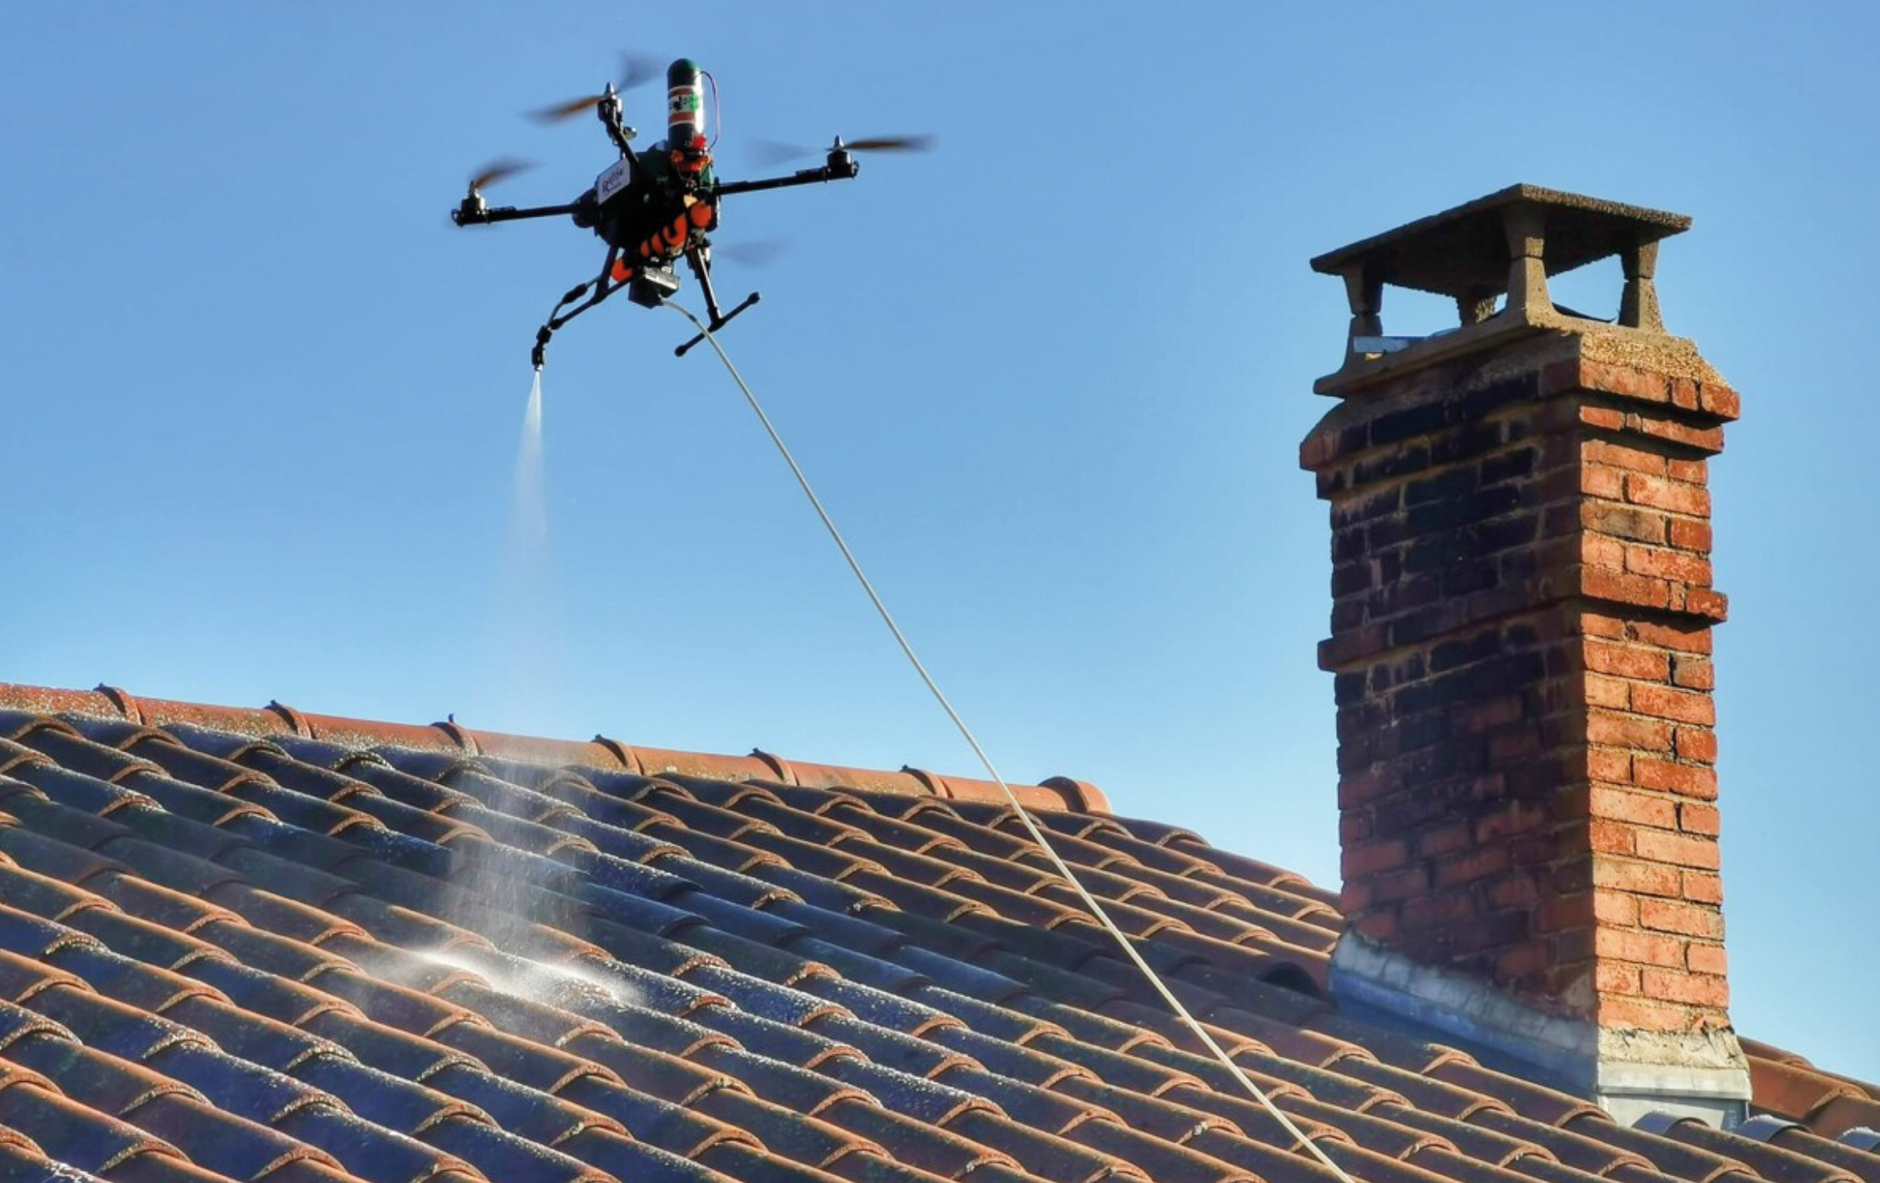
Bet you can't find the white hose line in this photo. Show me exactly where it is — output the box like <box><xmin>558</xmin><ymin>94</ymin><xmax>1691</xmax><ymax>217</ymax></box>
<box><xmin>670</xmin><ymin>302</ymin><xmax>1358</xmax><ymax>1180</ymax></box>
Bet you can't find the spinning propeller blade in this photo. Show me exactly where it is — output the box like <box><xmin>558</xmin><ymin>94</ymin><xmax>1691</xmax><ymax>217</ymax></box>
<box><xmin>715</xmin><ymin>238</ymin><xmax>789</xmax><ymax>267</ymax></box>
<box><xmin>529</xmin><ymin>52</ymin><xmax>663</xmax><ymax>123</ymax></box>
<box><xmin>842</xmin><ymin>135</ymin><xmax>936</xmax><ymax>153</ymax></box>
<box><xmin>750</xmin><ymin>134</ymin><xmax>936</xmax><ymax>164</ymax></box>
<box><xmin>468</xmin><ymin>158</ymin><xmax>534</xmax><ymax>192</ymax></box>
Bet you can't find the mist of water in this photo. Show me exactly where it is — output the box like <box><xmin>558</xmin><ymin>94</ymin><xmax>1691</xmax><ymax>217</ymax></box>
<box><xmin>459</xmin><ymin>370</ymin><xmax>576</xmax><ymax>938</ymax></box>
<box><xmin>484</xmin><ymin>369</ymin><xmax>563</xmax><ymax>727</ymax></box>
<box><xmin>512</xmin><ymin>371</ymin><xmax>549</xmax><ymax>548</ymax></box>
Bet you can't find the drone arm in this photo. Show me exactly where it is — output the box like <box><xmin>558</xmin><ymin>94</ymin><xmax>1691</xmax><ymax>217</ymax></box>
<box><xmin>715</xmin><ymin>153</ymin><xmax>861</xmax><ymax>197</ymax></box>
<box><xmin>452</xmin><ymin>201</ymin><xmax>583</xmax><ymax>227</ymax></box>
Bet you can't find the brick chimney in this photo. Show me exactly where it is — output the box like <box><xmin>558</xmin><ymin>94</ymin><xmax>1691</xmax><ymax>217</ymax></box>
<box><xmin>1300</xmin><ymin>186</ymin><xmax>1748</xmax><ymax>1125</ymax></box>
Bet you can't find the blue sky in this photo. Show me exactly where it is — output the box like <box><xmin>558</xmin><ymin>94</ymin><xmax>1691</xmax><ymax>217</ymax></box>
<box><xmin>3</xmin><ymin>3</ymin><xmax>1875</xmax><ymax>1079</ymax></box>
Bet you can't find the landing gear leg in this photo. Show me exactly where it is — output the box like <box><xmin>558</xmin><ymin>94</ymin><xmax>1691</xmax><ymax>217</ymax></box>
<box><xmin>675</xmin><ymin>245</ymin><xmax>760</xmax><ymax>357</ymax></box>
<box><xmin>532</xmin><ymin>247</ymin><xmax>625</xmax><ymax>369</ymax></box>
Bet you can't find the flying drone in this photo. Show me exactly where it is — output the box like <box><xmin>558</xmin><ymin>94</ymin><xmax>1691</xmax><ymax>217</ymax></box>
<box><xmin>453</xmin><ymin>56</ymin><xmax>930</xmax><ymax>365</ymax></box>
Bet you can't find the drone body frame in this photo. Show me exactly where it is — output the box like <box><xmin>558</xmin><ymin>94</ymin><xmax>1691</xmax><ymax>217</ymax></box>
<box><xmin>452</xmin><ymin>57</ymin><xmax>865</xmax><ymax>364</ymax></box>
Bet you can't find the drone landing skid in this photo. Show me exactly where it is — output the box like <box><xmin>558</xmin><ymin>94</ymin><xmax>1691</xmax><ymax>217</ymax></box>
<box><xmin>675</xmin><ymin>247</ymin><xmax>760</xmax><ymax>358</ymax></box>
<box><xmin>674</xmin><ymin>291</ymin><xmax>761</xmax><ymax>358</ymax></box>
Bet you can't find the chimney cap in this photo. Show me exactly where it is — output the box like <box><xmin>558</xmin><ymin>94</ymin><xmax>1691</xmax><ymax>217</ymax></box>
<box><xmin>1310</xmin><ymin>184</ymin><xmax>1690</xmax><ymax>299</ymax></box>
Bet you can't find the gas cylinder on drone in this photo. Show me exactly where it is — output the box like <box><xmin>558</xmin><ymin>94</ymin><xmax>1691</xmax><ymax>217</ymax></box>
<box><xmin>667</xmin><ymin>59</ymin><xmax>708</xmax><ymax>155</ymax></box>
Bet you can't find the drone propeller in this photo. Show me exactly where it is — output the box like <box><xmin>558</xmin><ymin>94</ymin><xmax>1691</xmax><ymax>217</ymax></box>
<box><xmin>529</xmin><ymin>52</ymin><xmax>662</xmax><ymax>123</ymax></box>
<box><xmin>751</xmin><ymin>134</ymin><xmax>935</xmax><ymax>165</ymax></box>
<box><xmin>467</xmin><ymin>158</ymin><xmax>534</xmax><ymax>193</ymax></box>
<box><xmin>714</xmin><ymin>238</ymin><xmax>789</xmax><ymax>268</ymax></box>
<box><xmin>842</xmin><ymin>135</ymin><xmax>935</xmax><ymax>153</ymax></box>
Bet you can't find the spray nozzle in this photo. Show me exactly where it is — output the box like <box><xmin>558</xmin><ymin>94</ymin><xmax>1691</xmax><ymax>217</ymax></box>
<box><xmin>532</xmin><ymin>325</ymin><xmax>553</xmax><ymax>370</ymax></box>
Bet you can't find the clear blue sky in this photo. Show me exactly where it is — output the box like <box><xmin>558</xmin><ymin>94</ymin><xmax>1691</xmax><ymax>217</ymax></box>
<box><xmin>4</xmin><ymin>3</ymin><xmax>1875</xmax><ymax>1079</ymax></box>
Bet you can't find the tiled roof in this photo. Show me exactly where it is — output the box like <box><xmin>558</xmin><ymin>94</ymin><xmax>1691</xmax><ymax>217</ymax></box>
<box><xmin>0</xmin><ymin>681</ymin><xmax>1876</xmax><ymax>1183</ymax></box>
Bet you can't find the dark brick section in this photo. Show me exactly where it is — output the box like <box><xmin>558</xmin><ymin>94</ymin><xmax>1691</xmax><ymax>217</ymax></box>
<box><xmin>1302</xmin><ymin>334</ymin><xmax>1741</xmax><ymax>1035</ymax></box>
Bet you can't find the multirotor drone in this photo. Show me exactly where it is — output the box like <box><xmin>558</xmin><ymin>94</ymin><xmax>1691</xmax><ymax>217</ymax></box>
<box><xmin>452</xmin><ymin>56</ymin><xmax>929</xmax><ymax>364</ymax></box>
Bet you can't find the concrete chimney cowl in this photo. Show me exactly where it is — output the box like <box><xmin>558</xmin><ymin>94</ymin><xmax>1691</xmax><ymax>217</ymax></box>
<box><xmin>1300</xmin><ymin>185</ymin><xmax>1748</xmax><ymax>1127</ymax></box>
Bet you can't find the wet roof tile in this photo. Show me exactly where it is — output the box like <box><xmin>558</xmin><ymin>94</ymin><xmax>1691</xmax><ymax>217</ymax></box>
<box><xmin>0</xmin><ymin>682</ymin><xmax>1867</xmax><ymax>1183</ymax></box>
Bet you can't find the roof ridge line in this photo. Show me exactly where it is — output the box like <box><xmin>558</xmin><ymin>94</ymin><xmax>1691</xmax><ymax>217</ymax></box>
<box><xmin>0</xmin><ymin>680</ymin><xmax>1109</xmax><ymax>815</ymax></box>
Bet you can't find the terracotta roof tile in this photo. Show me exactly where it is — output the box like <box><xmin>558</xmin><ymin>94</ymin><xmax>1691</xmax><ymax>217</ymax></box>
<box><xmin>0</xmin><ymin>1080</ymin><xmax>183</xmax><ymax>1178</ymax></box>
<box><xmin>0</xmin><ymin>683</ymin><xmax>1870</xmax><ymax>1183</ymax></box>
<box><xmin>270</xmin><ymin>1104</ymin><xmax>482</xmax><ymax>1183</ymax></box>
<box><xmin>1765</xmin><ymin>1129</ymin><xmax>1880</xmax><ymax>1183</ymax></box>
<box><xmin>1565</xmin><ymin>1114</ymin><xmax>1760</xmax><ymax>1183</ymax></box>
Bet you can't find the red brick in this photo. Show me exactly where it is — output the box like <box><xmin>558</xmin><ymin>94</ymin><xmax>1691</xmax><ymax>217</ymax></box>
<box><xmin>1668</xmin><ymin>518</ymin><xmax>1713</xmax><ymax>552</ymax></box>
<box><xmin>1631</xmin><ymin>685</ymin><xmax>1715</xmax><ymax>726</ymax></box>
<box><xmin>1497</xmin><ymin>944</ymin><xmax>1554</xmax><ymax>983</ymax></box>
<box><xmin>1595</xmin><ymin>926</ymin><xmax>1686</xmax><ymax>967</ymax></box>
<box><xmin>1597</xmin><ymin>961</ymin><xmax>1643</xmax><ymax>995</ymax></box>
<box><xmin>1587</xmin><ymin>820</ymin><xmax>1638</xmax><ymax>856</ymax></box>
<box><xmin>1585</xmin><ymin>440</ymin><xmax>1667</xmax><ymax>476</ymax></box>
<box><xmin>1536</xmin><ymin>892</ymin><xmax>1595</xmax><ymax>933</ymax></box>
<box><xmin>1583</xmin><ymin>362</ymin><xmax>1672</xmax><ymax>405</ymax></box>
<box><xmin>1592</xmin><ymin>855</ymin><xmax>1682</xmax><ymax>898</ymax></box>
<box><xmin>1587</xmin><ymin>749</ymin><xmax>1634</xmax><ymax>784</ymax></box>
<box><xmin>1669</xmin><ymin>457</ymin><xmax>1714</xmax><ymax>485</ymax></box>
<box><xmin>1415</xmin><ymin>820</ymin><xmax>1474</xmax><ymax>859</ymax></box>
<box><xmin>1583</xmin><ymin>567</ymin><xmax>1671</xmax><ymax>610</ymax></box>
<box><xmin>1594</xmin><ymin>889</ymin><xmax>1640</xmax><ymax>926</ymax></box>
<box><xmin>1583</xmin><ymin>534</ymin><xmax>1627</xmax><ymax>571</ymax></box>
<box><xmin>1355</xmin><ymin>912</ymin><xmax>1398</xmax><ymax>942</ymax></box>
<box><xmin>1679</xmin><ymin>802</ymin><xmax>1721</xmax><ymax>836</ymax></box>
<box><xmin>1634</xmin><ymin>829</ymin><xmax>1721</xmax><ymax>870</ymax></box>
<box><xmin>1584</xmin><ymin>502</ymin><xmax>1670</xmax><ymax>544</ymax></box>
<box><xmin>1625</xmin><ymin>473</ymin><xmax>1711</xmax><ymax>516</ymax></box>
<box><xmin>1585</xmin><ymin>673</ymin><xmax>1631</xmax><ymax>710</ymax></box>
<box><xmin>1671</xmin><ymin>656</ymin><xmax>1714</xmax><ymax>690</ymax></box>
<box><xmin>1683</xmin><ymin>871</ymin><xmax>1724</xmax><ymax>905</ymax></box>
<box><xmin>1587</xmin><ymin>709</ymin><xmax>1672</xmax><ymax>752</ymax></box>
<box><xmin>1474</xmin><ymin>800</ymin><xmax>1549</xmax><ymax>844</ymax></box>
<box><xmin>1584</xmin><ymin>640</ymin><xmax>1670</xmax><ymax>681</ymax></box>
<box><xmin>1369</xmin><ymin>866</ymin><xmax>1432</xmax><ymax>903</ymax></box>
<box><xmin>1580</xmin><ymin>463</ymin><xmax>1627</xmax><ymax>500</ymax></box>
<box><xmin>1633</xmin><ymin>759</ymin><xmax>1718</xmax><ymax>800</ymax></box>
<box><xmin>1688</xmin><ymin>943</ymin><xmax>1729</xmax><ymax>975</ymax></box>
<box><xmin>1455</xmin><ymin>697</ymin><xmax>1527</xmax><ymax>734</ymax></box>
<box><xmin>1639</xmin><ymin>898</ymin><xmax>1723</xmax><ymax>938</ymax></box>
<box><xmin>1629</xmin><ymin>619</ymin><xmax>1711</xmax><ymax>654</ymax></box>
<box><xmin>1489</xmin><ymin>876</ymin><xmax>1540</xmax><ymax>909</ymax></box>
<box><xmin>1338</xmin><ymin>767</ymin><xmax>1395</xmax><ymax>807</ymax></box>
<box><xmin>1665</xmin><ymin>459</ymin><xmax>1708</xmax><ymax>487</ymax></box>
<box><xmin>1402</xmin><ymin>889</ymin><xmax>1480</xmax><ymax>928</ymax></box>
<box><xmin>1641</xmin><ymin>968</ymin><xmax>1730</xmax><ymax>1009</ymax></box>
<box><xmin>1435</xmin><ymin>846</ymin><xmax>1512</xmax><ymax>888</ymax></box>
<box><xmin>1343</xmin><ymin>838</ymin><xmax>1409</xmax><ymax>877</ymax></box>
<box><xmin>1686</xmin><ymin>588</ymin><xmax>1729</xmax><ymax>620</ymax></box>
<box><xmin>1700</xmin><ymin>384</ymin><xmax>1742</xmax><ymax>419</ymax></box>
<box><xmin>1674</xmin><ymin>727</ymin><xmax>1718</xmax><ymax>763</ymax></box>
<box><xmin>1625</xmin><ymin>546</ymin><xmax>1712</xmax><ymax>586</ymax></box>
<box><xmin>1587</xmin><ymin>785</ymin><xmax>1677</xmax><ymax>828</ymax></box>
<box><xmin>1579</xmin><ymin>406</ymin><xmax>1625</xmax><ymax>431</ymax></box>
<box><xmin>1581</xmin><ymin>613</ymin><xmax>1628</xmax><ymax>640</ymax></box>
<box><xmin>1634</xmin><ymin>417</ymin><xmax>1725</xmax><ymax>452</ymax></box>
<box><xmin>1669</xmin><ymin>378</ymin><xmax>1700</xmax><ymax>411</ymax></box>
